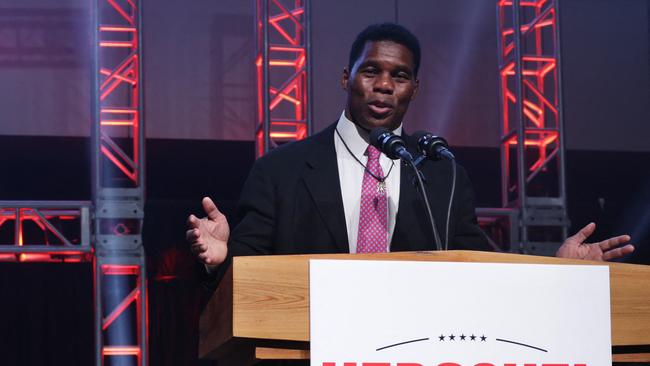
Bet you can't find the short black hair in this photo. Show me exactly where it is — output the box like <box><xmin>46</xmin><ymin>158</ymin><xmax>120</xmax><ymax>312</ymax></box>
<box><xmin>348</xmin><ymin>23</ymin><xmax>421</xmax><ymax>77</ymax></box>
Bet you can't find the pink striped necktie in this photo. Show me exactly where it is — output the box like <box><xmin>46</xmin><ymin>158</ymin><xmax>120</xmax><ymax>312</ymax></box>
<box><xmin>356</xmin><ymin>145</ymin><xmax>388</xmax><ymax>253</ymax></box>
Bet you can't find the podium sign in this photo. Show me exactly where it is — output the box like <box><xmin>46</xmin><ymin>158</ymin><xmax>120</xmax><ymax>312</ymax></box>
<box><xmin>310</xmin><ymin>260</ymin><xmax>611</xmax><ymax>366</ymax></box>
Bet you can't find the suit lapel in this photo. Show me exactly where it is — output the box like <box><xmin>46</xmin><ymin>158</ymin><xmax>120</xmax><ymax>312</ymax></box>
<box><xmin>301</xmin><ymin>124</ymin><xmax>349</xmax><ymax>253</ymax></box>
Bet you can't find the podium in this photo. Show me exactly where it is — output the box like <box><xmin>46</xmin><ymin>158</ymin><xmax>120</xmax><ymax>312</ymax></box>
<box><xmin>199</xmin><ymin>251</ymin><xmax>650</xmax><ymax>365</ymax></box>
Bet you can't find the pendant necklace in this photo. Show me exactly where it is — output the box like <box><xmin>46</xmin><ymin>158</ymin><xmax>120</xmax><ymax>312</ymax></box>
<box><xmin>335</xmin><ymin>128</ymin><xmax>394</xmax><ymax>194</ymax></box>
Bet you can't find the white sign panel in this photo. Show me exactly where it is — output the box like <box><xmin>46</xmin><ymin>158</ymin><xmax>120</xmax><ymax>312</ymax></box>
<box><xmin>310</xmin><ymin>260</ymin><xmax>610</xmax><ymax>366</ymax></box>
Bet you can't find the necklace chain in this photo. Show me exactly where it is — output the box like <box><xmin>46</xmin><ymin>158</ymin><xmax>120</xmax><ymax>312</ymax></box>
<box><xmin>335</xmin><ymin>128</ymin><xmax>395</xmax><ymax>182</ymax></box>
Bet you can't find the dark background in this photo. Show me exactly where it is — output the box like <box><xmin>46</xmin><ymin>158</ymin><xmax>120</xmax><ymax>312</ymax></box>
<box><xmin>0</xmin><ymin>0</ymin><xmax>648</xmax><ymax>365</ymax></box>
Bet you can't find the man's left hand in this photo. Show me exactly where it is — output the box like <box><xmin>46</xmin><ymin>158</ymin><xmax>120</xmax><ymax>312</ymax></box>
<box><xmin>556</xmin><ymin>222</ymin><xmax>635</xmax><ymax>261</ymax></box>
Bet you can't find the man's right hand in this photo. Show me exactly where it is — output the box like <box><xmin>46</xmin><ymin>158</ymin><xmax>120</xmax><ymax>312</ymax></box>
<box><xmin>186</xmin><ymin>197</ymin><xmax>230</xmax><ymax>268</ymax></box>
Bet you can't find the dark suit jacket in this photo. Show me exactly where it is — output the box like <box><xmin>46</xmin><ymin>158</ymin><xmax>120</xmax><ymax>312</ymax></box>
<box><xmin>225</xmin><ymin>123</ymin><xmax>491</xmax><ymax>261</ymax></box>
<box><xmin>203</xmin><ymin>123</ymin><xmax>491</xmax><ymax>366</ymax></box>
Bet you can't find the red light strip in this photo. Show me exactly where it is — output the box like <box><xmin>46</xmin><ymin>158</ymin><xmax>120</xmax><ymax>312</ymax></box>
<box><xmin>99</xmin><ymin>26</ymin><xmax>136</xmax><ymax>32</ymax></box>
<box><xmin>106</xmin><ymin>0</ymin><xmax>135</xmax><ymax>26</ymax></box>
<box><xmin>102</xmin><ymin>264</ymin><xmax>140</xmax><ymax>275</ymax></box>
<box><xmin>270</xmin><ymin>0</ymin><xmax>304</xmax><ymax>30</ymax></box>
<box><xmin>522</xmin><ymin>55</ymin><xmax>555</xmax><ymax>63</ymax></box>
<box><xmin>270</xmin><ymin>84</ymin><xmax>301</xmax><ymax>108</ymax></box>
<box><xmin>100</xmin><ymin>41</ymin><xmax>135</xmax><ymax>48</ymax></box>
<box><xmin>18</xmin><ymin>215</ymin><xmax>23</xmax><ymax>246</ymax></box>
<box><xmin>100</xmin><ymin>68</ymin><xmax>135</xmax><ymax>101</ymax></box>
<box><xmin>99</xmin><ymin>53</ymin><xmax>137</xmax><ymax>96</ymax></box>
<box><xmin>523</xmin><ymin>106</ymin><xmax>542</xmax><ymax>128</ymax></box>
<box><xmin>102</xmin><ymin>287</ymin><xmax>140</xmax><ymax>330</ymax></box>
<box><xmin>102</xmin><ymin>108</ymin><xmax>137</xmax><ymax>114</ymax></box>
<box><xmin>523</xmin><ymin>99</ymin><xmax>543</xmax><ymax>115</ymax></box>
<box><xmin>502</xmin><ymin>19</ymin><xmax>554</xmax><ymax>37</ymax></box>
<box><xmin>101</xmin><ymin>108</ymin><xmax>137</xmax><ymax>126</ymax></box>
<box><xmin>269</xmin><ymin>132</ymin><xmax>299</xmax><ymax>139</ymax></box>
<box><xmin>268</xmin><ymin>6</ymin><xmax>304</xmax><ymax>23</ymax></box>
<box><xmin>0</xmin><ymin>252</ymin><xmax>90</xmax><ymax>263</ymax></box>
<box><xmin>269</xmin><ymin>60</ymin><xmax>297</xmax><ymax>67</ymax></box>
<box><xmin>506</xmin><ymin>132</ymin><xmax>558</xmax><ymax>147</ymax></box>
<box><xmin>269</xmin><ymin>45</ymin><xmax>304</xmax><ymax>52</ymax></box>
<box><xmin>102</xmin><ymin>346</ymin><xmax>141</xmax><ymax>356</ymax></box>
<box><xmin>101</xmin><ymin>121</ymin><xmax>135</xmax><ymax>126</ymax></box>
<box><xmin>522</xmin><ymin>79</ymin><xmax>558</xmax><ymax>116</ymax></box>
<box><xmin>100</xmin><ymin>68</ymin><xmax>137</xmax><ymax>85</ymax></box>
<box><xmin>269</xmin><ymin>20</ymin><xmax>299</xmax><ymax>46</ymax></box>
<box><xmin>498</xmin><ymin>0</ymin><xmax>543</xmax><ymax>6</ymax></box>
<box><xmin>100</xmin><ymin>146</ymin><xmax>137</xmax><ymax>182</ymax></box>
<box><xmin>20</xmin><ymin>253</ymin><xmax>51</xmax><ymax>262</ymax></box>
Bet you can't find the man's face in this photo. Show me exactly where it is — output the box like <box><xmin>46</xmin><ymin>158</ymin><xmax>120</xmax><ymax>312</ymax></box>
<box><xmin>342</xmin><ymin>40</ymin><xmax>419</xmax><ymax>131</ymax></box>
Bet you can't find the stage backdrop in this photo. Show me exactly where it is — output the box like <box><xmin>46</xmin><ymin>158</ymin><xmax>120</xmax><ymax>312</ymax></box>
<box><xmin>0</xmin><ymin>0</ymin><xmax>648</xmax><ymax>151</ymax></box>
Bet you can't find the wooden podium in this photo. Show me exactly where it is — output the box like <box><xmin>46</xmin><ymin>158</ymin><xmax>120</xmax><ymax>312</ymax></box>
<box><xmin>199</xmin><ymin>251</ymin><xmax>650</xmax><ymax>365</ymax></box>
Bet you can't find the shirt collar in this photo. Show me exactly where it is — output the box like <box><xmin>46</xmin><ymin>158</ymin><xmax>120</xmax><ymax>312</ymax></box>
<box><xmin>335</xmin><ymin>111</ymin><xmax>403</xmax><ymax>159</ymax></box>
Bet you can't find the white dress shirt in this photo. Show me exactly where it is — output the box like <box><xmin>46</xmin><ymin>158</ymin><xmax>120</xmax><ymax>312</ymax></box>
<box><xmin>334</xmin><ymin>111</ymin><xmax>401</xmax><ymax>253</ymax></box>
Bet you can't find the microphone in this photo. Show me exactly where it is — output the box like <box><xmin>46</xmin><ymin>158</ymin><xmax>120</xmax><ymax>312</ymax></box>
<box><xmin>369</xmin><ymin>127</ymin><xmax>414</xmax><ymax>162</ymax></box>
<box><xmin>412</xmin><ymin>131</ymin><xmax>455</xmax><ymax>161</ymax></box>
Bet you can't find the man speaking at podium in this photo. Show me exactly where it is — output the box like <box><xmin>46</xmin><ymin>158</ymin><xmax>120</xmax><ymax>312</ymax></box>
<box><xmin>186</xmin><ymin>23</ymin><xmax>634</xmax><ymax>284</ymax></box>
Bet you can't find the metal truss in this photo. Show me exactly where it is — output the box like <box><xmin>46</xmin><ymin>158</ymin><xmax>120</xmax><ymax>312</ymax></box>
<box><xmin>256</xmin><ymin>0</ymin><xmax>312</xmax><ymax>157</ymax></box>
<box><xmin>495</xmin><ymin>0</ymin><xmax>568</xmax><ymax>255</ymax></box>
<box><xmin>92</xmin><ymin>0</ymin><xmax>147</xmax><ymax>364</ymax></box>
<box><xmin>476</xmin><ymin>207</ymin><xmax>519</xmax><ymax>252</ymax></box>
<box><xmin>94</xmin><ymin>258</ymin><xmax>147</xmax><ymax>365</ymax></box>
<box><xmin>0</xmin><ymin>201</ymin><xmax>92</xmax><ymax>262</ymax></box>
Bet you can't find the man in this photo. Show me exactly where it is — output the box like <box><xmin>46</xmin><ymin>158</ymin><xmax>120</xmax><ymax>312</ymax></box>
<box><xmin>187</xmin><ymin>23</ymin><xmax>634</xmax><ymax>281</ymax></box>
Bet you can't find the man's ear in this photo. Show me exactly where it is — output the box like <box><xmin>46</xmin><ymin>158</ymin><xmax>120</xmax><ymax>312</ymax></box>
<box><xmin>341</xmin><ymin>67</ymin><xmax>350</xmax><ymax>90</ymax></box>
<box><xmin>411</xmin><ymin>78</ymin><xmax>420</xmax><ymax>101</ymax></box>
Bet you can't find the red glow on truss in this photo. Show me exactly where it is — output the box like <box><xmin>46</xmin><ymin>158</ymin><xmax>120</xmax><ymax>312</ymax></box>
<box><xmin>256</xmin><ymin>0</ymin><xmax>309</xmax><ymax>156</ymax></box>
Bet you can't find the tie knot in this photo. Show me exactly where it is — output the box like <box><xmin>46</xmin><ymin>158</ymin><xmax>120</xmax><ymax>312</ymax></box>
<box><xmin>366</xmin><ymin>145</ymin><xmax>382</xmax><ymax>162</ymax></box>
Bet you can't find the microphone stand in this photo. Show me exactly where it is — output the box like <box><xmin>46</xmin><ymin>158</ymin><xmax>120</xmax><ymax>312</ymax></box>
<box><xmin>404</xmin><ymin>158</ymin><xmax>443</xmax><ymax>251</ymax></box>
<box><xmin>410</xmin><ymin>154</ymin><xmax>458</xmax><ymax>251</ymax></box>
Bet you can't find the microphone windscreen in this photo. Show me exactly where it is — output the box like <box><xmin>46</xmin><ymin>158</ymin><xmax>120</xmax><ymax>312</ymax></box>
<box><xmin>412</xmin><ymin>130</ymin><xmax>431</xmax><ymax>144</ymax></box>
<box><xmin>413</xmin><ymin>130</ymin><xmax>433</xmax><ymax>157</ymax></box>
<box><xmin>369</xmin><ymin>127</ymin><xmax>390</xmax><ymax>149</ymax></box>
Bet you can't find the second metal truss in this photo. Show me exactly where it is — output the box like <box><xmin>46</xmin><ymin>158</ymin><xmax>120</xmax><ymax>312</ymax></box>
<box><xmin>92</xmin><ymin>0</ymin><xmax>147</xmax><ymax>364</ymax></box>
<box><xmin>256</xmin><ymin>0</ymin><xmax>312</xmax><ymax>157</ymax></box>
<box><xmin>0</xmin><ymin>201</ymin><xmax>92</xmax><ymax>262</ymax></box>
<box><xmin>496</xmin><ymin>0</ymin><xmax>569</xmax><ymax>255</ymax></box>
<box><xmin>2</xmin><ymin>1</ymin><xmax>149</xmax><ymax>364</ymax></box>
<box><xmin>94</xmin><ymin>256</ymin><xmax>147</xmax><ymax>365</ymax></box>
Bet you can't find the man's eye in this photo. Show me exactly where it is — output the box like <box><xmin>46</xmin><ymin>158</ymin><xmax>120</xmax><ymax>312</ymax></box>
<box><xmin>395</xmin><ymin>73</ymin><xmax>410</xmax><ymax>80</ymax></box>
<box><xmin>362</xmin><ymin>68</ymin><xmax>378</xmax><ymax>75</ymax></box>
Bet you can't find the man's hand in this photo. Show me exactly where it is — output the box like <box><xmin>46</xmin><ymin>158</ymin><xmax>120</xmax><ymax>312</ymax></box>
<box><xmin>556</xmin><ymin>222</ymin><xmax>634</xmax><ymax>261</ymax></box>
<box><xmin>186</xmin><ymin>197</ymin><xmax>230</xmax><ymax>268</ymax></box>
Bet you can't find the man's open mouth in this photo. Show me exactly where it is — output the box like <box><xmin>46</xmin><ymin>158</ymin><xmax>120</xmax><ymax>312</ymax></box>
<box><xmin>368</xmin><ymin>101</ymin><xmax>393</xmax><ymax>116</ymax></box>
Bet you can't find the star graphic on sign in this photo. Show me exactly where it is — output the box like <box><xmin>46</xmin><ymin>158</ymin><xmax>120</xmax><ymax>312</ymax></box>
<box><xmin>470</xmin><ymin>334</ymin><xmax>476</xmax><ymax>341</ymax></box>
<box><xmin>439</xmin><ymin>335</ymin><xmax>445</xmax><ymax>341</ymax></box>
<box><xmin>460</xmin><ymin>334</ymin><xmax>466</xmax><ymax>341</ymax></box>
<box><xmin>449</xmin><ymin>334</ymin><xmax>455</xmax><ymax>341</ymax></box>
<box><xmin>480</xmin><ymin>335</ymin><xmax>487</xmax><ymax>341</ymax></box>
